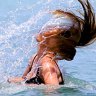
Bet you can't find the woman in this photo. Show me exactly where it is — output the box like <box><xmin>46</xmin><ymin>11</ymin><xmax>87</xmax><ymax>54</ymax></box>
<box><xmin>8</xmin><ymin>0</ymin><xmax>96</xmax><ymax>85</ymax></box>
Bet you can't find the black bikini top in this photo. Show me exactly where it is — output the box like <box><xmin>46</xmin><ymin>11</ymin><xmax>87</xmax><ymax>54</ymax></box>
<box><xmin>25</xmin><ymin>68</ymin><xmax>44</xmax><ymax>84</ymax></box>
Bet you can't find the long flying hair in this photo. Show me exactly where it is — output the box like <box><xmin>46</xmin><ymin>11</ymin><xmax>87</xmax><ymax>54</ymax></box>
<box><xmin>77</xmin><ymin>0</ymin><xmax>96</xmax><ymax>46</ymax></box>
<box><xmin>37</xmin><ymin>0</ymin><xmax>96</xmax><ymax>61</ymax></box>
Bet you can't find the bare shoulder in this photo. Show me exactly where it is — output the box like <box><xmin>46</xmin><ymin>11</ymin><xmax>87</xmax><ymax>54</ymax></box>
<box><xmin>40</xmin><ymin>55</ymin><xmax>59</xmax><ymax>75</ymax></box>
<box><xmin>40</xmin><ymin>56</ymin><xmax>60</xmax><ymax>85</ymax></box>
<box><xmin>40</xmin><ymin>55</ymin><xmax>56</xmax><ymax>67</ymax></box>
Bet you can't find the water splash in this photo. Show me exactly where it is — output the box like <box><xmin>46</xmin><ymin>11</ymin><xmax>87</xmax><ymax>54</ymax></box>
<box><xmin>0</xmin><ymin>1</ymin><xmax>96</xmax><ymax>96</ymax></box>
<box><xmin>1</xmin><ymin>0</ymin><xmax>75</xmax><ymax>81</ymax></box>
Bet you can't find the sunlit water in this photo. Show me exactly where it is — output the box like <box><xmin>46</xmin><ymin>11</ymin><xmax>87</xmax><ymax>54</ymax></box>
<box><xmin>0</xmin><ymin>0</ymin><xmax>96</xmax><ymax>96</ymax></box>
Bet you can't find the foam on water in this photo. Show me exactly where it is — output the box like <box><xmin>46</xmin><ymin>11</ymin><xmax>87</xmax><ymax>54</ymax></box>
<box><xmin>0</xmin><ymin>75</ymin><xmax>96</xmax><ymax>96</ymax></box>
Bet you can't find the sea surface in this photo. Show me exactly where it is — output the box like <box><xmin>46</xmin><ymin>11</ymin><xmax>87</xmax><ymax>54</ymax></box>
<box><xmin>0</xmin><ymin>0</ymin><xmax>96</xmax><ymax>96</ymax></box>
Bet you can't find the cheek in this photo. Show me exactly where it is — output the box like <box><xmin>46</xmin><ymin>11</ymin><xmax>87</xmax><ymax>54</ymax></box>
<box><xmin>44</xmin><ymin>37</ymin><xmax>61</xmax><ymax>47</ymax></box>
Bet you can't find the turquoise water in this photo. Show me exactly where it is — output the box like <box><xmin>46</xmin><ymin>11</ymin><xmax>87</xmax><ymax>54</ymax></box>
<box><xmin>0</xmin><ymin>0</ymin><xmax>96</xmax><ymax>96</ymax></box>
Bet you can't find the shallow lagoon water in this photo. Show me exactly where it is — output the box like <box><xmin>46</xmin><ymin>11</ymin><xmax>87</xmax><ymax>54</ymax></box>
<box><xmin>0</xmin><ymin>0</ymin><xmax>96</xmax><ymax>96</ymax></box>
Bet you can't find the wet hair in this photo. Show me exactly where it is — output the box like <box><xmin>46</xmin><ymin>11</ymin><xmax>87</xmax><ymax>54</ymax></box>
<box><xmin>53</xmin><ymin>0</ymin><xmax>96</xmax><ymax>46</ymax></box>
<box><xmin>41</xmin><ymin>0</ymin><xmax>96</xmax><ymax>46</ymax></box>
<box><xmin>77</xmin><ymin>0</ymin><xmax>96</xmax><ymax>46</ymax></box>
<box><xmin>37</xmin><ymin>0</ymin><xmax>96</xmax><ymax>61</ymax></box>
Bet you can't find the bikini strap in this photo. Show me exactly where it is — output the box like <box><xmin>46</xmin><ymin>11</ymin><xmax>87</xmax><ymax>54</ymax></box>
<box><xmin>28</xmin><ymin>53</ymin><xmax>38</xmax><ymax>68</ymax></box>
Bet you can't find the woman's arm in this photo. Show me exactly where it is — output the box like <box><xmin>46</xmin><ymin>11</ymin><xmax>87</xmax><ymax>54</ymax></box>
<box><xmin>22</xmin><ymin>54</ymin><xmax>37</xmax><ymax>78</ymax></box>
<box><xmin>8</xmin><ymin>54</ymin><xmax>37</xmax><ymax>83</ymax></box>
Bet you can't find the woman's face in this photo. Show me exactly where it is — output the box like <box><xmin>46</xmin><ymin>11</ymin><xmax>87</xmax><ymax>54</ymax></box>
<box><xmin>36</xmin><ymin>12</ymin><xmax>81</xmax><ymax>60</ymax></box>
<box><xmin>36</xmin><ymin>28</ymin><xmax>78</xmax><ymax>60</ymax></box>
<box><xmin>36</xmin><ymin>26</ymin><xmax>81</xmax><ymax>49</ymax></box>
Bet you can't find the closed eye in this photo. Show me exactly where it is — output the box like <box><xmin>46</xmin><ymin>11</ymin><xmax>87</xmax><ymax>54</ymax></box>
<box><xmin>59</xmin><ymin>31</ymin><xmax>71</xmax><ymax>38</ymax></box>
